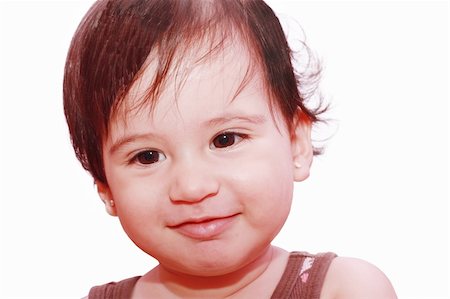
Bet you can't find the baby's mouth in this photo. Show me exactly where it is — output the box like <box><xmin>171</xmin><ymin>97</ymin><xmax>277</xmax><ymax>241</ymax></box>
<box><xmin>169</xmin><ymin>214</ymin><xmax>238</xmax><ymax>240</ymax></box>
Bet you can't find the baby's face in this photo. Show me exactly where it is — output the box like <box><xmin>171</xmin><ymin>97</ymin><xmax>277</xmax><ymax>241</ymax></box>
<box><xmin>99</xmin><ymin>42</ymin><xmax>307</xmax><ymax>276</ymax></box>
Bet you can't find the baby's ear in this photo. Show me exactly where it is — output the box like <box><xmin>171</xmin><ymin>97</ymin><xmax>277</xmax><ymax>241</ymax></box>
<box><xmin>290</xmin><ymin>110</ymin><xmax>313</xmax><ymax>182</ymax></box>
<box><xmin>95</xmin><ymin>181</ymin><xmax>117</xmax><ymax>216</ymax></box>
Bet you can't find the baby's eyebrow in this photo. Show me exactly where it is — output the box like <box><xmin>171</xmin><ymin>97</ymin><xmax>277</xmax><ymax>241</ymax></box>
<box><xmin>204</xmin><ymin>114</ymin><xmax>267</xmax><ymax>127</ymax></box>
<box><xmin>108</xmin><ymin>115</ymin><xmax>266</xmax><ymax>154</ymax></box>
<box><xmin>109</xmin><ymin>133</ymin><xmax>159</xmax><ymax>155</ymax></box>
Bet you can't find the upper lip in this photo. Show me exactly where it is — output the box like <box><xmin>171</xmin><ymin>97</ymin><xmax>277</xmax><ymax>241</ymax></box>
<box><xmin>168</xmin><ymin>214</ymin><xmax>239</xmax><ymax>228</ymax></box>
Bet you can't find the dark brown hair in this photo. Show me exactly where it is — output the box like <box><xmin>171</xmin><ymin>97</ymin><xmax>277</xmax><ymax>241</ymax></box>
<box><xmin>64</xmin><ymin>0</ymin><xmax>325</xmax><ymax>183</ymax></box>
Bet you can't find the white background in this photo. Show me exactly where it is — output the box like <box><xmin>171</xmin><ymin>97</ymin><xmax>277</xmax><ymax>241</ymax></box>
<box><xmin>0</xmin><ymin>1</ymin><xmax>448</xmax><ymax>298</ymax></box>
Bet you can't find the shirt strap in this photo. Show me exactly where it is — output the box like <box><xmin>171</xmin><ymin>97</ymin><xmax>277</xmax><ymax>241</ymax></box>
<box><xmin>271</xmin><ymin>251</ymin><xmax>337</xmax><ymax>299</ymax></box>
<box><xmin>88</xmin><ymin>276</ymin><xmax>140</xmax><ymax>299</ymax></box>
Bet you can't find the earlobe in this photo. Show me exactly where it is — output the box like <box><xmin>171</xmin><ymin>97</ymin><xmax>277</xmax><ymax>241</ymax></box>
<box><xmin>291</xmin><ymin>110</ymin><xmax>313</xmax><ymax>182</ymax></box>
<box><xmin>95</xmin><ymin>181</ymin><xmax>118</xmax><ymax>216</ymax></box>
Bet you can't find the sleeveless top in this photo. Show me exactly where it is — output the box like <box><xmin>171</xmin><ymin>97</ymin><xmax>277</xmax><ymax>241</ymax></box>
<box><xmin>88</xmin><ymin>251</ymin><xmax>336</xmax><ymax>299</ymax></box>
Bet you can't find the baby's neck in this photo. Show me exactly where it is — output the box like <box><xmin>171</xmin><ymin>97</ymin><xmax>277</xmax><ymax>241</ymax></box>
<box><xmin>134</xmin><ymin>246</ymin><xmax>289</xmax><ymax>298</ymax></box>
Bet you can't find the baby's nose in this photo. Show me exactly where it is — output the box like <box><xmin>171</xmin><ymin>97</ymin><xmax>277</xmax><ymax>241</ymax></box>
<box><xmin>168</xmin><ymin>159</ymin><xmax>219</xmax><ymax>204</ymax></box>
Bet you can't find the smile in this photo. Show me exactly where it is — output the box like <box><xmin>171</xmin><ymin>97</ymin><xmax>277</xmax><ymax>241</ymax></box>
<box><xmin>169</xmin><ymin>214</ymin><xmax>239</xmax><ymax>240</ymax></box>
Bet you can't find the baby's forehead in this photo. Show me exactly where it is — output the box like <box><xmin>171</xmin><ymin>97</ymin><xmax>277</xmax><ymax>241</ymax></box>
<box><xmin>113</xmin><ymin>36</ymin><xmax>266</xmax><ymax>123</ymax></box>
<box><xmin>140</xmin><ymin>37</ymin><xmax>253</xmax><ymax>87</ymax></box>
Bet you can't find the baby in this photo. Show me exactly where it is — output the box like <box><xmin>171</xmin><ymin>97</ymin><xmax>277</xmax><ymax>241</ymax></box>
<box><xmin>63</xmin><ymin>0</ymin><xmax>397</xmax><ymax>298</ymax></box>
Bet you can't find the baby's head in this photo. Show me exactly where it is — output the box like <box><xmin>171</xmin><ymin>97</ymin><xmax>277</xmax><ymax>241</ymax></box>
<box><xmin>64</xmin><ymin>0</ymin><xmax>322</xmax><ymax>184</ymax></box>
<box><xmin>64</xmin><ymin>0</ymin><xmax>322</xmax><ymax>275</ymax></box>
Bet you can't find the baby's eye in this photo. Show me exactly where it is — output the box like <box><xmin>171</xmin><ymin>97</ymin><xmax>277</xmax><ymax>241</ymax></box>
<box><xmin>132</xmin><ymin>150</ymin><xmax>166</xmax><ymax>165</ymax></box>
<box><xmin>211</xmin><ymin>132</ymin><xmax>245</xmax><ymax>149</ymax></box>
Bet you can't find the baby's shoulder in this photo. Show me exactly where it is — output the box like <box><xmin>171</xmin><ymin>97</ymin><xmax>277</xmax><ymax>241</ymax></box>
<box><xmin>321</xmin><ymin>257</ymin><xmax>397</xmax><ymax>299</ymax></box>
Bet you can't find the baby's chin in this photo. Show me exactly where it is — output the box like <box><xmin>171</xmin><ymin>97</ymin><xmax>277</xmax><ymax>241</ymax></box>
<box><xmin>153</xmin><ymin>244</ymin><xmax>275</xmax><ymax>278</ymax></box>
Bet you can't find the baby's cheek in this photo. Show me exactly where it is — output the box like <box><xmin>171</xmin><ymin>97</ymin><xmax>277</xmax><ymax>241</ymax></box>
<box><xmin>112</xmin><ymin>182</ymin><xmax>162</xmax><ymax>228</ymax></box>
<box><xmin>232</xmin><ymin>159</ymin><xmax>293</xmax><ymax>216</ymax></box>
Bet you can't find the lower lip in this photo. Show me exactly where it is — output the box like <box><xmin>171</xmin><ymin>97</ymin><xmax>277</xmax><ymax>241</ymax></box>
<box><xmin>172</xmin><ymin>215</ymin><xmax>238</xmax><ymax>240</ymax></box>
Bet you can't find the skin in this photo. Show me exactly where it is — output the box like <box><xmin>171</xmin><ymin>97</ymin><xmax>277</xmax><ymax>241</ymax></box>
<box><xmin>94</xmin><ymin>41</ymin><xmax>397</xmax><ymax>298</ymax></box>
